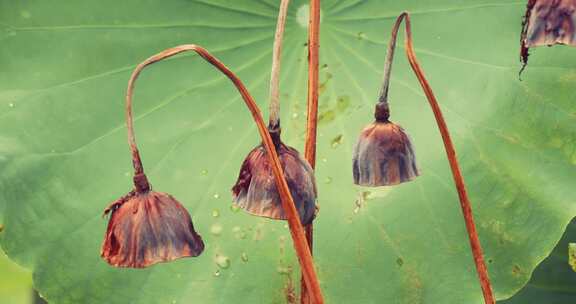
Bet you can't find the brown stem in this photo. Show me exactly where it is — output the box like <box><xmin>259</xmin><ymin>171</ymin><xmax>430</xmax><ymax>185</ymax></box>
<box><xmin>304</xmin><ymin>0</ymin><xmax>321</xmax><ymax>168</ymax></box>
<box><xmin>378</xmin><ymin>11</ymin><xmax>402</xmax><ymax>104</ymax></box>
<box><xmin>302</xmin><ymin>0</ymin><xmax>320</xmax><ymax>303</ymax></box>
<box><xmin>268</xmin><ymin>0</ymin><xmax>291</xmax><ymax>128</ymax></box>
<box><xmin>124</xmin><ymin>45</ymin><xmax>324</xmax><ymax>304</ymax></box>
<box><xmin>390</xmin><ymin>12</ymin><xmax>495</xmax><ymax>304</ymax></box>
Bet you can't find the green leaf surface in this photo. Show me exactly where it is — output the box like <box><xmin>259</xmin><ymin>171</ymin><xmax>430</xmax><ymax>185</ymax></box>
<box><xmin>1</xmin><ymin>0</ymin><xmax>575</xmax><ymax>303</ymax></box>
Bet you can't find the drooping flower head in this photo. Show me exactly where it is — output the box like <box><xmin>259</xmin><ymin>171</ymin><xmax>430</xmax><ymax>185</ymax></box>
<box><xmin>232</xmin><ymin>126</ymin><xmax>317</xmax><ymax>225</ymax></box>
<box><xmin>101</xmin><ymin>46</ymin><xmax>207</xmax><ymax>268</ymax></box>
<box><xmin>101</xmin><ymin>174</ymin><xmax>204</xmax><ymax>268</ymax></box>
<box><xmin>353</xmin><ymin>102</ymin><xmax>419</xmax><ymax>187</ymax></box>
<box><xmin>521</xmin><ymin>0</ymin><xmax>576</xmax><ymax>71</ymax></box>
<box><xmin>231</xmin><ymin>0</ymin><xmax>317</xmax><ymax>226</ymax></box>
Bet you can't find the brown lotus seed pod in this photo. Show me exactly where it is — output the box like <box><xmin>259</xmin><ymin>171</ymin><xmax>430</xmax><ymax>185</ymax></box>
<box><xmin>521</xmin><ymin>0</ymin><xmax>576</xmax><ymax>69</ymax></box>
<box><xmin>101</xmin><ymin>177</ymin><xmax>204</xmax><ymax>268</ymax></box>
<box><xmin>232</xmin><ymin>128</ymin><xmax>317</xmax><ymax>225</ymax></box>
<box><xmin>353</xmin><ymin>103</ymin><xmax>419</xmax><ymax>186</ymax></box>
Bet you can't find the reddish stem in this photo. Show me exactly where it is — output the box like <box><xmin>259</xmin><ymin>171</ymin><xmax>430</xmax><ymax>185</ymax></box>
<box><xmin>302</xmin><ymin>0</ymin><xmax>321</xmax><ymax>303</ymax></box>
<box><xmin>392</xmin><ymin>12</ymin><xmax>495</xmax><ymax>304</ymax></box>
<box><xmin>124</xmin><ymin>45</ymin><xmax>324</xmax><ymax>304</ymax></box>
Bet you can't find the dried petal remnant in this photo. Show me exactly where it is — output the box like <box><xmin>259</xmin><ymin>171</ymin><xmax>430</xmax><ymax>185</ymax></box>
<box><xmin>232</xmin><ymin>137</ymin><xmax>317</xmax><ymax>225</ymax></box>
<box><xmin>524</xmin><ymin>0</ymin><xmax>576</xmax><ymax>47</ymax></box>
<box><xmin>521</xmin><ymin>0</ymin><xmax>576</xmax><ymax>67</ymax></box>
<box><xmin>101</xmin><ymin>191</ymin><xmax>204</xmax><ymax>268</ymax></box>
<box><xmin>353</xmin><ymin>118</ymin><xmax>419</xmax><ymax>187</ymax></box>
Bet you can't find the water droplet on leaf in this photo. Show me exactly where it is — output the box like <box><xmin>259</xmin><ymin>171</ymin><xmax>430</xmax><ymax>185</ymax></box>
<box><xmin>336</xmin><ymin>96</ymin><xmax>351</xmax><ymax>112</ymax></box>
<box><xmin>20</xmin><ymin>10</ymin><xmax>31</xmax><ymax>19</ymax></box>
<box><xmin>277</xmin><ymin>265</ymin><xmax>293</xmax><ymax>275</ymax></box>
<box><xmin>214</xmin><ymin>254</ymin><xmax>230</xmax><ymax>269</ymax></box>
<box><xmin>213</xmin><ymin>193</ymin><xmax>220</xmax><ymax>199</ymax></box>
<box><xmin>212</xmin><ymin>209</ymin><xmax>220</xmax><ymax>218</ymax></box>
<box><xmin>213</xmin><ymin>269</ymin><xmax>221</xmax><ymax>277</ymax></box>
<box><xmin>331</xmin><ymin>135</ymin><xmax>343</xmax><ymax>148</ymax></box>
<box><xmin>241</xmin><ymin>252</ymin><xmax>249</xmax><ymax>263</ymax></box>
<box><xmin>230</xmin><ymin>203</ymin><xmax>241</xmax><ymax>213</ymax></box>
<box><xmin>232</xmin><ymin>226</ymin><xmax>247</xmax><ymax>240</ymax></box>
<box><xmin>318</xmin><ymin>110</ymin><xmax>335</xmax><ymax>124</ymax></box>
<box><xmin>210</xmin><ymin>224</ymin><xmax>223</xmax><ymax>236</ymax></box>
<box><xmin>200</xmin><ymin>169</ymin><xmax>208</xmax><ymax>175</ymax></box>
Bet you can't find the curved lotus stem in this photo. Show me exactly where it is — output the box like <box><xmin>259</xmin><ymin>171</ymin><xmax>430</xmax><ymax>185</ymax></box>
<box><xmin>124</xmin><ymin>45</ymin><xmax>324</xmax><ymax>304</ymax></box>
<box><xmin>268</xmin><ymin>0</ymin><xmax>290</xmax><ymax>128</ymax></box>
<box><xmin>302</xmin><ymin>0</ymin><xmax>321</xmax><ymax>303</ymax></box>
<box><xmin>389</xmin><ymin>12</ymin><xmax>495</xmax><ymax>304</ymax></box>
<box><xmin>304</xmin><ymin>0</ymin><xmax>321</xmax><ymax>169</ymax></box>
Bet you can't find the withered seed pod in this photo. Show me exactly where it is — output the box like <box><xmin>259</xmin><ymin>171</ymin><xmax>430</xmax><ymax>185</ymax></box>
<box><xmin>102</xmin><ymin>49</ymin><xmax>206</xmax><ymax>268</ymax></box>
<box><xmin>352</xmin><ymin>12</ymin><xmax>496</xmax><ymax>303</ymax></box>
<box><xmin>521</xmin><ymin>0</ymin><xmax>576</xmax><ymax>70</ymax></box>
<box><xmin>231</xmin><ymin>0</ymin><xmax>317</xmax><ymax>227</ymax></box>
<box><xmin>232</xmin><ymin>126</ymin><xmax>317</xmax><ymax>225</ymax></box>
<box><xmin>353</xmin><ymin>102</ymin><xmax>419</xmax><ymax>187</ymax></box>
<box><xmin>101</xmin><ymin>174</ymin><xmax>204</xmax><ymax>268</ymax></box>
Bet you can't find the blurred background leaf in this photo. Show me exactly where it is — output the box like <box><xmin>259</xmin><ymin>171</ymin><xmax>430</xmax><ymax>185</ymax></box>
<box><xmin>501</xmin><ymin>218</ymin><xmax>576</xmax><ymax>304</ymax></box>
<box><xmin>0</xmin><ymin>250</ymin><xmax>32</xmax><ymax>304</ymax></box>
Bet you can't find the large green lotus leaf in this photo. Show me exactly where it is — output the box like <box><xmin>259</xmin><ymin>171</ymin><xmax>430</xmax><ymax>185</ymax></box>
<box><xmin>1</xmin><ymin>0</ymin><xmax>575</xmax><ymax>303</ymax></box>
<box><xmin>502</xmin><ymin>218</ymin><xmax>576</xmax><ymax>304</ymax></box>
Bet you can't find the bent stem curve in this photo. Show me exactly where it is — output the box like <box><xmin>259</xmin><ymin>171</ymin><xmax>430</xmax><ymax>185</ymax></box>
<box><xmin>388</xmin><ymin>12</ymin><xmax>495</xmax><ymax>304</ymax></box>
<box><xmin>124</xmin><ymin>45</ymin><xmax>324</xmax><ymax>304</ymax></box>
